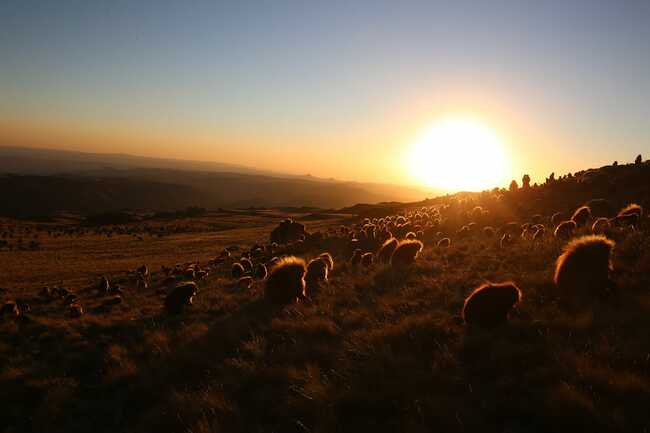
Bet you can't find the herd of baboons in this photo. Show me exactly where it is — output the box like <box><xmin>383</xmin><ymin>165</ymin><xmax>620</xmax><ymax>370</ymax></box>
<box><xmin>2</xmin><ymin>157</ymin><xmax>648</xmax><ymax>333</ymax></box>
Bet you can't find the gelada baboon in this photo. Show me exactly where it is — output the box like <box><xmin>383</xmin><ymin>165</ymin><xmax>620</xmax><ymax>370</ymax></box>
<box><xmin>462</xmin><ymin>282</ymin><xmax>522</xmax><ymax>329</ymax></box>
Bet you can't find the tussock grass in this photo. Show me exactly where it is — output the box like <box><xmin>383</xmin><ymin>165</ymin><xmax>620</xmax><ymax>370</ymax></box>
<box><xmin>1</xmin><ymin>210</ymin><xmax>649</xmax><ymax>432</ymax></box>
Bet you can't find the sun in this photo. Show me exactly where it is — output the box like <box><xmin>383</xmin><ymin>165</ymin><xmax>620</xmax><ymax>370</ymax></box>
<box><xmin>406</xmin><ymin>116</ymin><xmax>510</xmax><ymax>192</ymax></box>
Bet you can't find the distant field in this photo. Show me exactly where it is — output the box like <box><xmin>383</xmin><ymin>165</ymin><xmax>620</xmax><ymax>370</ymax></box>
<box><xmin>0</xmin><ymin>211</ymin><xmax>351</xmax><ymax>292</ymax></box>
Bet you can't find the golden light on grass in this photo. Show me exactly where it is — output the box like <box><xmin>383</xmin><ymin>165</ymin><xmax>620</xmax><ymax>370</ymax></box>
<box><xmin>406</xmin><ymin>116</ymin><xmax>510</xmax><ymax>191</ymax></box>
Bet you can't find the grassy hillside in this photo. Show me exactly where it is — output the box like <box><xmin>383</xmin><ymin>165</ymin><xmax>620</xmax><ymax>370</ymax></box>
<box><xmin>0</xmin><ymin>159</ymin><xmax>649</xmax><ymax>433</ymax></box>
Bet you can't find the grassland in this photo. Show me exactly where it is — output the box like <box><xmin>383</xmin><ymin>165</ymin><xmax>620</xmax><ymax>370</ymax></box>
<box><xmin>1</xmin><ymin>181</ymin><xmax>650</xmax><ymax>433</ymax></box>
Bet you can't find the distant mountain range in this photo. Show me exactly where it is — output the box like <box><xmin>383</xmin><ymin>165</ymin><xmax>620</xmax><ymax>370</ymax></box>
<box><xmin>0</xmin><ymin>146</ymin><xmax>440</xmax><ymax>217</ymax></box>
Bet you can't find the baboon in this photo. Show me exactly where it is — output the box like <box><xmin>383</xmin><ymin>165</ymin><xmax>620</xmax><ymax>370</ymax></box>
<box><xmin>377</xmin><ymin>238</ymin><xmax>399</xmax><ymax>263</ymax></box>
<box><xmin>533</xmin><ymin>226</ymin><xmax>546</xmax><ymax>241</ymax></box>
<box><xmin>69</xmin><ymin>303</ymin><xmax>84</xmax><ymax>318</ymax></box>
<box><xmin>614</xmin><ymin>213</ymin><xmax>639</xmax><ymax>229</ymax></box>
<box><xmin>390</xmin><ymin>240</ymin><xmax>423</xmax><ymax>266</ymax></box>
<box><xmin>1</xmin><ymin>301</ymin><xmax>20</xmax><ymax>318</ymax></box>
<box><xmin>240</xmin><ymin>257</ymin><xmax>253</xmax><ymax>273</ymax></box>
<box><xmin>571</xmin><ymin>206</ymin><xmax>592</xmax><ymax>227</ymax></box>
<box><xmin>63</xmin><ymin>293</ymin><xmax>79</xmax><ymax>306</ymax></box>
<box><xmin>164</xmin><ymin>282</ymin><xmax>198</xmax><ymax>314</ymax></box>
<box><xmin>318</xmin><ymin>252</ymin><xmax>334</xmax><ymax>271</ymax></box>
<box><xmin>616</xmin><ymin>203</ymin><xmax>643</xmax><ymax>227</ymax></box>
<box><xmin>591</xmin><ymin>217</ymin><xmax>610</xmax><ymax>235</ymax></box>
<box><xmin>98</xmin><ymin>276</ymin><xmax>110</xmax><ymax>293</ymax></box>
<box><xmin>554</xmin><ymin>220</ymin><xmax>576</xmax><ymax>239</ymax></box>
<box><xmin>254</xmin><ymin>263</ymin><xmax>268</xmax><ymax>280</ymax></box>
<box><xmin>350</xmin><ymin>249</ymin><xmax>363</xmax><ymax>266</ymax></box>
<box><xmin>306</xmin><ymin>258</ymin><xmax>329</xmax><ymax>288</ymax></box>
<box><xmin>238</xmin><ymin>276</ymin><xmax>253</xmax><ymax>290</ymax></box>
<box><xmin>232</xmin><ymin>262</ymin><xmax>245</xmax><ymax>278</ymax></box>
<box><xmin>437</xmin><ymin>237</ymin><xmax>451</xmax><ymax>248</ymax></box>
<box><xmin>265</xmin><ymin>256</ymin><xmax>307</xmax><ymax>305</ymax></box>
<box><xmin>405</xmin><ymin>232</ymin><xmax>417</xmax><ymax>240</ymax></box>
<box><xmin>554</xmin><ymin>235</ymin><xmax>615</xmax><ymax>298</ymax></box>
<box><xmin>136</xmin><ymin>264</ymin><xmax>149</xmax><ymax>279</ymax></box>
<box><xmin>270</xmin><ymin>219</ymin><xmax>307</xmax><ymax>244</ymax></box>
<box><xmin>361</xmin><ymin>252</ymin><xmax>374</xmax><ymax>267</ymax></box>
<box><xmin>462</xmin><ymin>282</ymin><xmax>522</xmax><ymax>329</ymax></box>
<box><xmin>551</xmin><ymin>212</ymin><xmax>564</xmax><ymax>227</ymax></box>
<box><xmin>136</xmin><ymin>274</ymin><xmax>148</xmax><ymax>289</ymax></box>
<box><xmin>483</xmin><ymin>226</ymin><xmax>495</xmax><ymax>237</ymax></box>
<box><xmin>500</xmin><ymin>233</ymin><xmax>513</xmax><ymax>249</ymax></box>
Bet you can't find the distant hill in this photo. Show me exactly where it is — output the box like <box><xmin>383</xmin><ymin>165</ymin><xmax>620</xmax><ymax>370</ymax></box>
<box><xmin>347</xmin><ymin>159</ymin><xmax>650</xmax><ymax>221</ymax></box>
<box><xmin>0</xmin><ymin>146</ymin><xmax>440</xmax><ymax>216</ymax></box>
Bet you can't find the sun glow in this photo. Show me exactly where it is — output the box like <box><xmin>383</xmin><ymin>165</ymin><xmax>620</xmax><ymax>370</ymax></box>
<box><xmin>407</xmin><ymin>116</ymin><xmax>510</xmax><ymax>192</ymax></box>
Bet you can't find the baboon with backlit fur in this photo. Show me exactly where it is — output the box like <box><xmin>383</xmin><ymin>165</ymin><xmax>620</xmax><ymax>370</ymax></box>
<box><xmin>462</xmin><ymin>282</ymin><xmax>522</xmax><ymax>329</ymax></box>
<box><xmin>554</xmin><ymin>235</ymin><xmax>615</xmax><ymax>298</ymax></box>
<box><xmin>591</xmin><ymin>217</ymin><xmax>611</xmax><ymax>235</ymax></box>
<box><xmin>165</xmin><ymin>282</ymin><xmax>198</xmax><ymax>314</ymax></box>
<box><xmin>554</xmin><ymin>220</ymin><xmax>576</xmax><ymax>240</ymax></box>
<box><xmin>571</xmin><ymin>206</ymin><xmax>592</xmax><ymax>227</ymax></box>
<box><xmin>377</xmin><ymin>238</ymin><xmax>399</xmax><ymax>263</ymax></box>
<box><xmin>265</xmin><ymin>256</ymin><xmax>307</xmax><ymax>305</ymax></box>
<box><xmin>318</xmin><ymin>252</ymin><xmax>334</xmax><ymax>271</ymax></box>
<box><xmin>232</xmin><ymin>262</ymin><xmax>245</xmax><ymax>278</ymax></box>
<box><xmin>390</xmin><ymin>239</ymin><xmax>423</xmax><ymax>267</ymax></box>
<box><xmin>361</xmin><ymin>252</ymin><xmax>374</xmax><ymax>267</ymax></box>
<box><xmin>305</xmin><ymin>257</ymin><xmax>329</xmax><ymax>291</ymax></box>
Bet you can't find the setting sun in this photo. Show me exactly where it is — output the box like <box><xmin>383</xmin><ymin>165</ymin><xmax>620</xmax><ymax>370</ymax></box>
<box><xmin>407</xmin><ymin>117</ymin><xmax>510</xmax><ymax>192</ymax></box>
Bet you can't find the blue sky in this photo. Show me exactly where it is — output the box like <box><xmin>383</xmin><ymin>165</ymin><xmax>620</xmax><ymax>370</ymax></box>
<box><xmin>1</xmin><ymin>0</ymin><xmax>649</xmax><ymax>187</ymax></box>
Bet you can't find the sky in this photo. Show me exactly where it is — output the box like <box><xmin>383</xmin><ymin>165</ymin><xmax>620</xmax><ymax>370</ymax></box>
<box><xmin>1</xmin><ymin>0</ymin><xmax>649</xmax><ymax>190</ymax></box>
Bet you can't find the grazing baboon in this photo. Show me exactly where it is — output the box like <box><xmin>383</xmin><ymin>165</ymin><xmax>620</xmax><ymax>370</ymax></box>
<box><xmin>318</xmin><ymin>252</ymin><xmax>334</xmax><ymax>271</ymax></box>
<box><xmin>63</xmin><ymin>294</ymin><xmax>79</xmax><ymax>306</ymax></box>
<box><xmin>618</xmin><ymin>203</ymin><xmax>643</xmax><ymax>218</ymax></box>
<box><xmin>1</xmin><ymin>301</ymin><xmax>20</xmax><ymax>318</ymax></box>
<box><xmin>306</xmin><ymin>258</ymin><xmax>329</xmax><ymax>287</ymax></box>
<box><xmin>98</xmin><ymin>276</ymin><xmax>110</xmax><ymax>293</ymax></box>
<box><xmin>462</xmin><ymin>282</ymin><xmax>522</xmax><ymax>329</ymax></box>
<box><xmin>254</xmin><ymin>263</ymin><xmax>268</xmax><ymax>280</ymax></box>
<box><xmin>377</xmin><ymin>238</ymin><xmax>399</xmax><ymax>263</ymax></box>
<box><xmin>533</xmin><ymin>226</ymin><xmax>546</xmax><ymax>241</ymax></box>
<box><xmin>614</xmin><ymin>213</ymin><xmax>639</xmax><ymax>229</ymax></box>
<box><xmin>390</xmin><ymin>240</ymin><xmax>423</xmax><ymax>266</ymax></box>
<box><xmin>350</xmin><ymin>249</ymin><xmax>363</xmax><ymax>266</ymax></box>
<box><xmin>405</xmin><ymin>232</ymin><xmax>417</xmax><ymax>240</ymax></box>
<box><xmin>232</xmin><ymin>262</ymin><xmax>245</xmax><ymax>278</ymax></box>
<box><xmin>164</xmin><ymin>282</ymin><xmax>198</xmax><ymax>314</ymax></box>
<box><xmin>238</xmin><ymin>276</ymin><xmax>253</xmax><ymax>290</ymax></box>
<box><xmin>571</xmin><ymin>206</ymin><xmax>592</xmax><ymax>227</ymax></box>
<box><xmin>240</xmin><ymin>257</ymin><xmax>253</xmax><ymax>273</ymax></box>
<box><xmin>483</xmin><ymin>226</ymin><xmax>495</xmax><ymax>237</ymax></box>
<box><xmin>437</xmin><ymin>237</ymin><xmax>451</xmax><ymax>248</ymax></box>
<box><xmin>551</xmin><ymin>212</ymin><xmax>564</xmax><ymax>227</ymax></box>
<box><xmin>554</xmin><ymin>220</ymin><xmax>577</xmax><ymax>239</ymax></box>
<box><xmin>265</xmin><ymin>256</ymin><xmax>307</xmax><ymax>305</ymax></box>
<box><xmin>591</xmin><ymin>217</ymin><xmax>611</xmax><ymax>235</ymax></box>
<box><xmin>136</xmin><ymin>264</ymin><xmax>149</xmax><ymax>278</ymax></box>
<box><xmin>554</xmin><ymin>235</ymin><xmax>615</xmax><ymax>298</ymax></box>
<box><xmin>136</xmin><ymin>274</ymin><xmax>148</xmax><ymax>289</ymax></box>
<box><xmin>615</xmin><ymin>203</ymin><xmax>643</xmax><ymax>228</ymax></box>
<box><xmin>500</xmin><ymin>233</ymin><xmax>513</xmax><ymax>249</ymax></box>
<box><xmin>69</xmin><ymin>303</ymin><xmax>84</xmax><ymax>318</ymax></box>
<box><xmin>361</xmin><ymin>252</ymin><xmax>374</xmax><ymax>267</ymax></box>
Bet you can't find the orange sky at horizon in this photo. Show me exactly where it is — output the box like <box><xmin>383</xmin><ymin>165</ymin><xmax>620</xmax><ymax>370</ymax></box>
<box><xmin>0</xmin><ymin>89</ymin><xmax>569</xmax><ymax>191</ymax></box>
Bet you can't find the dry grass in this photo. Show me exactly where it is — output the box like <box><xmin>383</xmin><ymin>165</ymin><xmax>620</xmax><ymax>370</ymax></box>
<box><xmin>0</xmin><ymin>210</ymin><xmax>649</xmax><ymax>433</ymax></box>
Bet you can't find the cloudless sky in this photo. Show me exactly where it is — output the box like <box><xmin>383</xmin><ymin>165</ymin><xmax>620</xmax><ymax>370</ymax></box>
<box><xmin>1</xmin><ymin>0</ymin><xmax>649</xmax><ymax>189</ymax></box>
